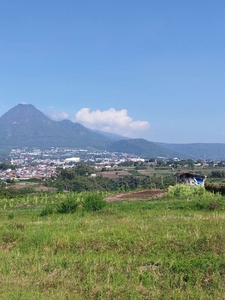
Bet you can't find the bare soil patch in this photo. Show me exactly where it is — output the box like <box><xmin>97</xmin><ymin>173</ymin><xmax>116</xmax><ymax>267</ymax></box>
<box><xmin>105</xmin><ymin>189</ymin><xmax>166</xmax><ymax>202</ymax></box>
<box><xmin>97</xmin><ymin>170</ymin><xmax>130</xmax><ymax>179</ymax></box>
<box><xmin>13</xmin><ymin>182</ymin><xmax>57</xmax><ymax>193</ymax></box>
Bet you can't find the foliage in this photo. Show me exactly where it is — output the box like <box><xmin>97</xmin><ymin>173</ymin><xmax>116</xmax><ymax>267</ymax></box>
<box><xmin>75</xmin><ymin>162</ymin><xmax>95</xmax><ymax>176</ymax></box>
<box><xmin>209</xmin><ymin>170</ymin><xmax>225</xmax><ymax>178</ymax></box>
<box><xmin>167</xmin><ymin>184</ymin><xmax>206</xmax><ymax>198</ymax></box>
<box><xmin>165</xmin><ymin>184</ymin><xmax>225</xmax><ymax>212</ymax></box>
<box><xmin>51</xmin><ymin>165</ymin><xmax>176</xmax><ymax>193</ymax></box>
<box><xmin>205</xmin><ymin>182</ymin><xmax>225</xmax><ymax>195</ymax></box>
<box><xmin>7</xmin><ymin>213</ymin><xmax>14</xmax><ymax>219</ymax></box>
<box><xmin>0</xmin><ymin>163</ymin><xmax>16</xmax><ymax>170</ymax></box>
<box><xmin>82</xmin><ymin>192</ymin><xmax>106</xmax><ymax>211</ymax></box>
<box><xmin>40</xmin><ymin>204</ymin><xmax>54</xmax><ymax>216</ymax></box>
<box><xmin>56</xmin><ymin>196</ymin><xmax>78</xmax><ymax>214</ymax></box>
<box><xmin>0</xmin><ymin>186</ymin><xmax>35</xmax><ymax>199</ymax></box>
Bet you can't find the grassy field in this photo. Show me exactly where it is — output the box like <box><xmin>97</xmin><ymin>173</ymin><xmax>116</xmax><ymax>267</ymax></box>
<box><xmin>0</xmin><ymin>190</ymin><xmax>225</xmax><ymax>299</ymax></box>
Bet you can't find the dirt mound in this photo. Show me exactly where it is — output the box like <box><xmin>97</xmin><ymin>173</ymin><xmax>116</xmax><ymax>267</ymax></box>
<box><xmin>105</xmin><ymin>189</ymin><xmax>166</xmax><ymax>202</ymax></box>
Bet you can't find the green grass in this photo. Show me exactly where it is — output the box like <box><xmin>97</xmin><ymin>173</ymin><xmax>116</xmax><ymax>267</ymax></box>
<box><xmin>0</xmin><ymin>192</ymin><xmax>225</xmax><ymax>299</ymax></box>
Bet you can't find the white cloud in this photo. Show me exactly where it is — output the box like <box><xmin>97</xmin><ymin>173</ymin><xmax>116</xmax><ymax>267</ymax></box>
<box><xmin>50</xmin><ymin>110</ymin><xmax>69</xmax><ymax>121</ymax></box>
<box><xmin>73</xmin><ymin>108</ymin><xmax>150</xmax><ymax>137</ymax></box>
<box><xmin>48</xmin><ymin>107</ymin><xmax>150</xmax><ymax>137</ymax></box>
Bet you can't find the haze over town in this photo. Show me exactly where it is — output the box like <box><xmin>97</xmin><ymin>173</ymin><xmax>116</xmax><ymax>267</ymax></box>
<box><xmin>1</xmin><ymin>1</ymin><xmax>225</xmax><ymax>143</ymax></box>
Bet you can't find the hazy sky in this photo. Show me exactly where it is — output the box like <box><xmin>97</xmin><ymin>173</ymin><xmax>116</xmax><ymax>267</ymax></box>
<box><xmin>1</xmin><ymin>1</ymin><xmax>225</xmax><ymax>143</ymax></box>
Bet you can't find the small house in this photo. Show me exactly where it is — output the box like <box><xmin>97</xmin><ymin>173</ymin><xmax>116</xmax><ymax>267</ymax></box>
<box><xmin>176</xmin><ymin>172</ymin><xmax>206</xmax><ymax>186</ymax></box>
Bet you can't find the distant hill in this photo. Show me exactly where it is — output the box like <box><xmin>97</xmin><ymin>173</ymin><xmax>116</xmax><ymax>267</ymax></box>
<box><xmin>157</xmin><ymin>143</ymin><xmax>225</xmax><ymax>160</ymax></box>
<box><xmin>107</xmin><ymin>138</ymin><xmax>181</xmax><ymax>158</ymax></box>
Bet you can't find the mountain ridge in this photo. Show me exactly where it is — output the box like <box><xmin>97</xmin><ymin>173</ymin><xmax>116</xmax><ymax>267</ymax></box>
<box><xmin>0</xmin><ymin>104</ymin><xmax>112</xmax><ymax>148</ymax></box>
<box><xmin>0</xmin><ymin>104</ymin><xmax>225</xmax><ymax>160</ymax></box>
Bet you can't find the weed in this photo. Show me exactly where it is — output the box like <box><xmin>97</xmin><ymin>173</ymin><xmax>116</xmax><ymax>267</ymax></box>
<box><xmin>8</xmin><ymin>212</ymin><xmax>14</xmax><ymax>219</ymax></box>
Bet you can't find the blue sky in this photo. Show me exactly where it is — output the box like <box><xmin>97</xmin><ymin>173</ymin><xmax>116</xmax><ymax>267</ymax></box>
<box><xmin>1</xmin><ymin>1</ymin><xmax>225</xmax><ymax>143</ymax></box>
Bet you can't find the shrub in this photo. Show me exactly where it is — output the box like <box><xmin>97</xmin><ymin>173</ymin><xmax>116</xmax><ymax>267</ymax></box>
<box><xmin>8</xmin><ymin>213</ymin><xmax>14</xmax><ymax>220</ymax></box>
<box><xmin>83</xmin><ymin>192</ymin><xmax>106</xmax><ymax>211</ymax></box>
<box><xmin>40</xmin><ymin>204</ymin><xmax>54</xmax><ymax>217</ymax></box>
<box><xmin>56</xmin><ymin>197</ymin><xmax>78</xmax><ymax>214</ymax></box>
<box><xmin>167</xmin><ymin>184</ymin><xmax>206</xmax><ymax>199</ymax></box>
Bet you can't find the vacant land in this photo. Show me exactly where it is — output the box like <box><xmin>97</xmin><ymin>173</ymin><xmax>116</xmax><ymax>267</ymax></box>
<box><xmin>105</xmin><ymin>189</ymin><xmax>166</xmax><ymax>202</ymax></box>
<box><xmin>0</xmin><ymin>190</ymin><xmax>225</xmax><ymax>299</ymax></box>
<box><xmin>13</xmin><ymin>181</ymin><xmax>57</xmax><ymax>193</ymax></box>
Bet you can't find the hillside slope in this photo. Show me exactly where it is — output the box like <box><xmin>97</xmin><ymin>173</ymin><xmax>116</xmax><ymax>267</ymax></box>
<box><xmin>107</xmin><ymin>138</ymin><xmax>181</xmax><ymax>158</ymax></box>
<box><xmin>0</xmin><ymin>104</ymin><xmax>112</xmax><ymax>148</ymax></box>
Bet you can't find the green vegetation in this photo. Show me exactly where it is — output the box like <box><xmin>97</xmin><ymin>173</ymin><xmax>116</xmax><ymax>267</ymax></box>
<box><xmin>82</xmin><ymin>192</ymin><xmax>106</xmax><ymax>211</ymax></box>
<box><xmin>167</xmin><ymin>184</ymin><xmax>206</xmax><ymax>198</ymax></box>
<box><xmin>40</xmin><ymin>204</ymin><xmax>54</xmax><ymax>217</ymax></box>
<box><xmin>56</xmin><ymin>196</ymin><xmax>79</xmax><ymax>214</ymax></box>
<box><xmin>47</xmin><ymin>163</ymin><xmax>176</xmax><ymax>193</ymax></box>
<box><xmin>0</xmin><ymin>186</ymin><xmax>225</xmax><ymax>299</ymax></box>
<box><xmin>0</xmin><ymin>162</ymin><xmax>16</xmax><ymax>170</ymax></box>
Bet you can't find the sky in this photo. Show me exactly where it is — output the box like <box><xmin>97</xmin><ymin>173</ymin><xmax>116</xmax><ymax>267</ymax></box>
<box><xmin>1</xmin><ymin>1</ymin><xmax>225</xmax><ymax>143</ymax></box>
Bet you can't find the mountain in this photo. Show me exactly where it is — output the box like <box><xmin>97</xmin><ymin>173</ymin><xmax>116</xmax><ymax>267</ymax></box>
<box><xmin>1</xmin><ymin>104</ymin><xmax>225</xmax><ymax>160</ymax></box>
<box><xmin>0</xmin><ymin>104</ymin><xmax>112</xmax><ymax>148</ymax></box>
<box><xmin>0</xmin><ymin>104</ymin><xmax>180</xmax><ymax>158</ymax></box>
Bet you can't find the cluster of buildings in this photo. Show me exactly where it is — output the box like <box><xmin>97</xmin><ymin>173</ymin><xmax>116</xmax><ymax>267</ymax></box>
<box><xmin>0</xmin><ymin>165</ymin><xmax>56</xmax><ymax>180</ymax></box>
<box><xmin>0</xmin><ymin>147</ymin><xmax>215</xmax><ymax>185</ymax></box>
<box><xmin>0</xmin><ymin>147</ymin><xmax>146</xmax><ymax>180</ymax></box>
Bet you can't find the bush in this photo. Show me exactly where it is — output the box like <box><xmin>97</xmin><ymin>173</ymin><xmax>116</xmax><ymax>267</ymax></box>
<box><xmin>8</xmin><ymin>213</ymin><xmax>14</xmax><ymax>220</ymax></box>
<box><xmin>167</xmin><ymin>184</ymin><xmax>206</xmax><ymax>199</ymax></box>
<box><xmin>83</xmin><ymin>192</ymin><xmax>106</xmax><ymax>211</ymax></box>
<box><xmin>40</xmin><ymin>204</ymin><xmax>54</xmax><ymax>217</ymax></box>
<box><xmin>56</xmin><ymin>197</ymin><xmax>78</xmax><ymax>214</ymax></box>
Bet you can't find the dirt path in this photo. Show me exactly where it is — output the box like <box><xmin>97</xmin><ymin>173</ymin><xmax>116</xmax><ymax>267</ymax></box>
<box><xmin>105</xmin><ymin>189</ymin><xmax>167</xmax><ymax>202</ymax></box>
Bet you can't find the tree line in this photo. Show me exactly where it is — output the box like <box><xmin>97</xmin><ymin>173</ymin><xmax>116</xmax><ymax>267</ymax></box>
<box><xmin>46</xmin><ymin>163</ymin><xmax>176</xmax><ymax>192</ymax></box>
